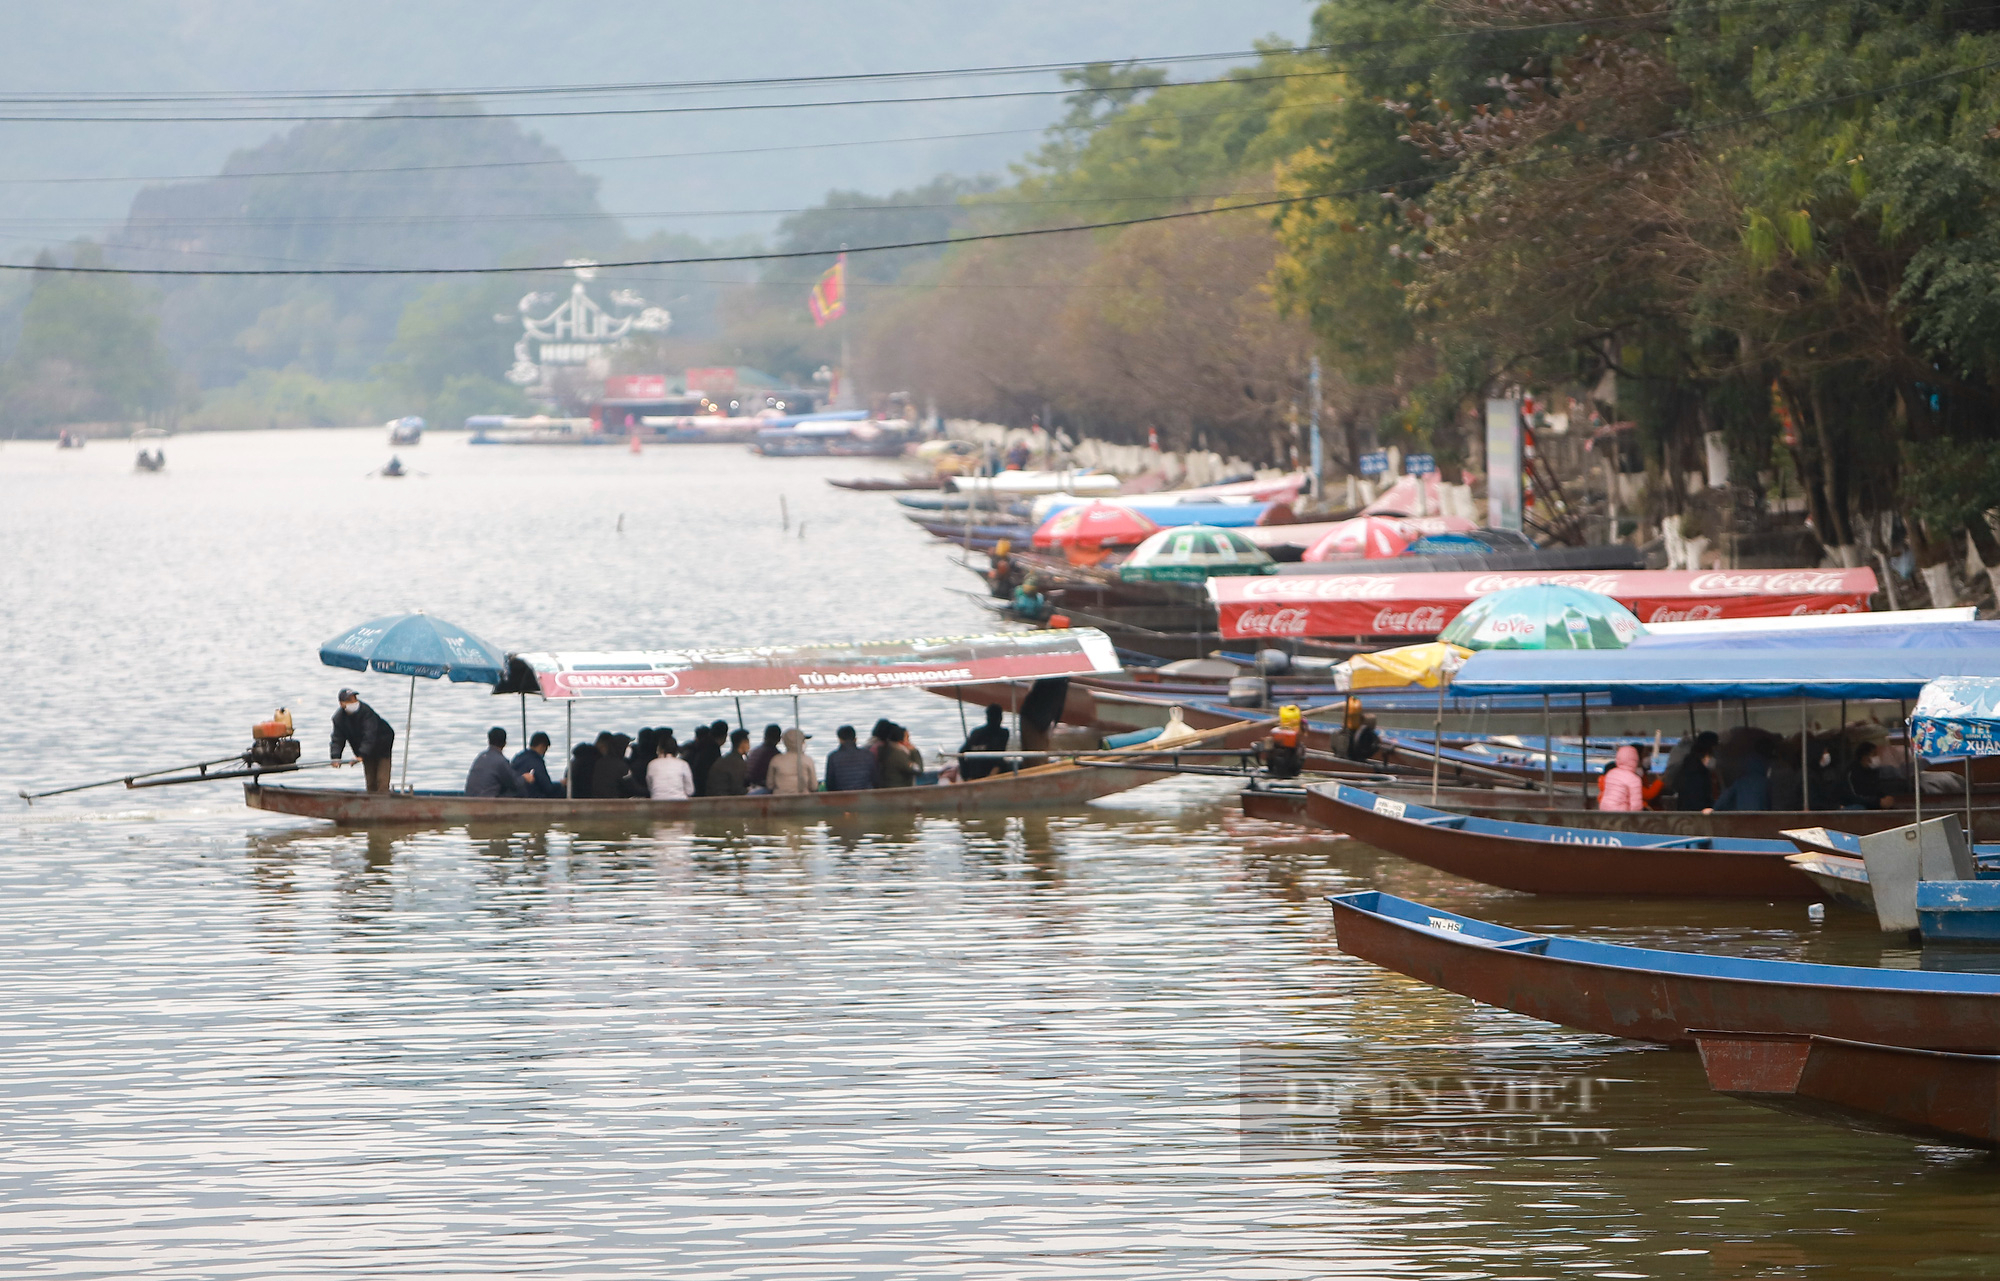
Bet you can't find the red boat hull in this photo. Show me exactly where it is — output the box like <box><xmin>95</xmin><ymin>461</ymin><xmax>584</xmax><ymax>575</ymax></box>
<box><xmin>1330</xmin><ymin>896</ymin><xmax>2000</xmax><ymax>1051</ymax></box>
<box><xmin>1695</xmin><ymin>1031</ymin><xmax>2000</xmax><ymax>1149</ymax></box>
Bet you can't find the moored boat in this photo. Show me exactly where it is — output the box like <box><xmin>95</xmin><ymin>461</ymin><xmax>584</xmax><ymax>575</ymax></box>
<box><xmin>250</xmin><ymin>751</ymin><xmax>1181</xmax><ymax>827</ymax></box>
<box><xmin>1694</xmin><ymin>1030</ymin><xmax>2000</xmax><ymax>1149</ymax></box>
<box><xmin>1307</xmin><ymin>781</ymin><xmax>1823</xmax><ymax>898</ymax></box>
<box><xmin>1329</xmin><ymin>889</ymin><xmax>2000</xmax><ymax>1051</ymax></box>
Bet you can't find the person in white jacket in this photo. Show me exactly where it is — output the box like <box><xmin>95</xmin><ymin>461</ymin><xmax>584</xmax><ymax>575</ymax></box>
<box><xmin>766</xmin><ymin>727</ymin><xmax>817</xmax><ymax>794</ymax></box>
<box><xmin>647</xmin><ymin>741</ymin><xmax>696</xmax><ymax>800</ymax></box>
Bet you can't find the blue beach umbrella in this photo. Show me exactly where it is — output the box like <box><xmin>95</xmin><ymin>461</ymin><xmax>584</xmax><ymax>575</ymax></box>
<box><xmin>319</xmin><ymin>613</ymin><xmax>510</xmax><ymax>790</ymax></box>
<box><xmin>319</xmin><ymin>612</ymin><xmax>508</xmax><ymax>683</ymax></box>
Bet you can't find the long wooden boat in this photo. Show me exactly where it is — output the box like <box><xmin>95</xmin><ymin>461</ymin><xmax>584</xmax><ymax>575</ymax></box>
<box><xmin>1329</xmin><ymin>889</ymin><xmax>2000</xmax><ymax>1051</ymax></box>
<box><xmin>248</xmin><ymin>753</ymin><xmax>1171</xmax><ymax>827</ymax></box>
<box><xmin>1693</xmin><ymin>1030</ymin><xmax>2000</xmax><ymax>1149</ymax></box>
<box><xmin>1307</xmin><ymin>781</ymin><xmax>1821</xmax><ymax>898</ymax></box>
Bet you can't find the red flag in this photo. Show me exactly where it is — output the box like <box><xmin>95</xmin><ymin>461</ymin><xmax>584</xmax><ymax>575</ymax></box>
<box><xmin>809</xmin><ymin>254</ymin><xmax>847</xmax><ymax>327</ymax></box>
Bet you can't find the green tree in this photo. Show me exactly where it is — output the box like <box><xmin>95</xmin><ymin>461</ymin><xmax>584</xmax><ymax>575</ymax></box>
<box><xmin>1</xmin><ymin>246</ymin><xmax>178</xmax><ymax>432</ymax></box>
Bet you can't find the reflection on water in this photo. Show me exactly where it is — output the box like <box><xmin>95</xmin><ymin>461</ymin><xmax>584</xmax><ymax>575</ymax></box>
<box><xmin>6</xmin><ymin>432</ymin><xmax>2000</xmax><ymax>1276</ymax></box>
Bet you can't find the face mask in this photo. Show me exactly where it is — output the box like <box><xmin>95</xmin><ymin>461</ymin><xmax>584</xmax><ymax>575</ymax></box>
<box><xmin>341</xmin><ymin>702</ymin><xmax>358</xmax><ymax>714</ymax></box>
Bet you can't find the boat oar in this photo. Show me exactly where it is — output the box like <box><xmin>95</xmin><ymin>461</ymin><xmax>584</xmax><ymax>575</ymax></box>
<box><xmin>17</xmin><ymin>754</ymin><xmax>336</xmax><ymax>803</ymax></box>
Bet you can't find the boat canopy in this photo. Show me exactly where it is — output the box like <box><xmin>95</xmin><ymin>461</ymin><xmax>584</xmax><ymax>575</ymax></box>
<box><xmin>1208</xmin><ymin>568</ymin><xmax>1877</xmax><ymax>639</ymax></box>
<box><xmin>505</xmin><ymin>627</ymin><xmax>1122</xmax><ymax>700</ymax></box>
<box><xmin>1452</xmin><ymin>626</ymin><xmax>2000</xmax><ymax>702</ymax></box>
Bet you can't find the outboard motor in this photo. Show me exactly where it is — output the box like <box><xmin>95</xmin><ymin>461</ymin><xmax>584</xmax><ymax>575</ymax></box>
<box><xmin>1228</xmin><ymin>675</ymin><xmax>1269</xmax><ymax>709</ymax></box>
<box><xmin>1265</xmin><ymin>703</ymin><xmax>1304</xmax><ymax>779</ymax></box>
<box><xmin>246</xmin><ymin>708</ymin><xmax>302</xmax><ymax>769</ymax></box>
<box><xmin>1255</xmin><ymin>648</ymin><xmax>1291</xmax><ymax>676</ymax></box>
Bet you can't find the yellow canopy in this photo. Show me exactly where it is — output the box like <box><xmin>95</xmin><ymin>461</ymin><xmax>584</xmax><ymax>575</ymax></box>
<box><xmin>1334</xmin><ymin>641</ymin><xmax>1474</xmax><ymax>691</ymax></box>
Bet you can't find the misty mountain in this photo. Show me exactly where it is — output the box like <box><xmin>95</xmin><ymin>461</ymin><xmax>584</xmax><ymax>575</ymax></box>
<box><xmin>113</xmin><ymin>102</ymin><xmax>613</xmax><ymax>388</ymax></box>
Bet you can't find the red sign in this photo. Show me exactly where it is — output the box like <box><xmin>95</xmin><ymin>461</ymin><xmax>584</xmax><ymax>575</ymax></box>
<box><xmin>685</xmin><ymin>367</ymin><xmax>737</xmax><ymax>395</ymax></box>
<box><xmin>604</xmin><ymin>375</ymin><xmax>668</xmax><ymax>400</ymax></box>
<box><xmin>1209</xmin><ymin>569</ymin><xmax>1878</xmax><ymax>639</ymax></box>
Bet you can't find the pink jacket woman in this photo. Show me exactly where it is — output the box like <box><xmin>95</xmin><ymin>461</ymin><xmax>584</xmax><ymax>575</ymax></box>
<box><xmin>1598</xmin><ymin>744</ymin><xmax>1646</xmax><ymax>812</ymax></box>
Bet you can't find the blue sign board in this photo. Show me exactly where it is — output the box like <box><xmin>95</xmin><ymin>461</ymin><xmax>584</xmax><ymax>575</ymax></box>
<box><xmin>1357</xmin><ymin>450</ymin><xmax>1389</xmax><ymax>478</ymax></box>
<box><xmin>1405</xmin><ymin>454</ymin><xmax>1437</xmax><ymax>476</ymax></box>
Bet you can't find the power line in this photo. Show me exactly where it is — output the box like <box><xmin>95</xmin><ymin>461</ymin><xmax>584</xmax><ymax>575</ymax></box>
<box><xmin>7</xmin><ymin>44</ymin><xmax>1990</xmax><ymax>278</ymax></box>
<box><xmin>0</xmin><ymin>2</ymin><xmax>1828</xmax><ymax>110</ymax></box>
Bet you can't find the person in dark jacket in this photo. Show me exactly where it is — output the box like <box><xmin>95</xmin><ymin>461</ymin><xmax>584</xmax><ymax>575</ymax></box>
<box><xmin>879</xmin><ymin>723</ymin><xmax>922</xmax><ymax>788</ymax></box>
<box><xmin>958</xmin><ymin>704</ymin><xmax>1010</xmax><ymax>780</ymax></box>
<box><xmin>592</xmin><ymin>734</ymin><xmax>633</xmax><ymax>799</ymax></box>
<box><xmin>512</xmin><ymin>731</ymin><xmax>562</xmax><ymax>798</ymax></box>
<box><xmin>1711</xmin><ymin>750</ymin><xmax>1770</xmax><ymax>812</ymax></box>
<box><xmin>708</xmin><ymin>729</ymin><xmax>752</xmax><ymax>796</ymax></box>
<box><xmin>825</xmin><ymin>725</ymin><xmax>879</xmax><ymax>791</ymax></box>
<box><xmin>745</xmin><ymin>724</ymin><xmax>782</xmax><ymax>790</ymax></box>
<box><xmin>630</xmin><ymin>729</ymin><xmax>657</xmax><ymax>785</ymax></box>
<box><xmin>568</xmin><ymin>740</ymin><xmax>601</xmax><ymax>799</ymax></box>
<box><xmin>466</xmin><ymin>727</ymin><xmax>530</xmax><ymax>798</ymax></box>
<box><xmin>330</xmin><ymin>688</ymin><xmax>396</xmax><ymax>793</ymax></box>
<box><xmin>682</xmin><ymin>723</ymin><xmax>725</xmax><ymax>795</ymax></box>
<box><xmin>1674</xmin><ymin>742</ymin><xmax>1717</xmax><ymax>811</ymax></box>
<box><xmin>1848</xmin><ymin>741</ymin><xmax>1895</xmax><ymax>809</ymax></box>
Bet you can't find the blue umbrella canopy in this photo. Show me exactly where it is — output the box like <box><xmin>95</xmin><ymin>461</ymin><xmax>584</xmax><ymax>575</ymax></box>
<box><xmin>318</xmin><ymin>613</ymin><xmax>509</xmax><ymax>684</ymax></box>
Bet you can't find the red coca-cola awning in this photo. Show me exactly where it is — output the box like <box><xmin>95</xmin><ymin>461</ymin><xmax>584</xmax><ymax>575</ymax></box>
<box><xmin>511</xmin><ymin>628</ymin><xmax>1123</xmax><ymax>700</ymax></box>
<box><xmin>1207</xmin><ymin>569</ymin><xmax>1879</xmax><ymax>640</ymax></box>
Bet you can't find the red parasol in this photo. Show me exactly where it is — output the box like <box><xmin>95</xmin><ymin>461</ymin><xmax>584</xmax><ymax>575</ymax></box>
<box><xmin>1032</xmin><ymin>501</ymin><xmax>1163</xmax><ymax>565</ymax></box>
<box><xmin>1301</xmin><ymin>516</ymin><xmax>1412</xmax><ymax>562</ymax></box>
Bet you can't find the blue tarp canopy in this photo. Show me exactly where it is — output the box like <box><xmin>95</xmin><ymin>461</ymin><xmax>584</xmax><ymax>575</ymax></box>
<box><xmin>1453</xmin><ymin>646</ymin><xmax>2000</xmax><ymax>703</ymax></box>
<box><xmin>1632</xmin><ymin>621</ymin><xmax>2000</xmax><ymax>651</ymax></box>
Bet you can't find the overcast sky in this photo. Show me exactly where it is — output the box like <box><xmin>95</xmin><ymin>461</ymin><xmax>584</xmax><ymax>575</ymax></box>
<box><xmin>0</xmin><ymin>1</ymin><xmax>1309</xmax><ymax>252</ymax></box>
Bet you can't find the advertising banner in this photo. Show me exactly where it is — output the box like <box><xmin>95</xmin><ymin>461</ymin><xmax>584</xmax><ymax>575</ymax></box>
<box><xmin>1485</xmin><ymin>399</ymin><xmax>1523</xmax><ymax>530</ymax></box>
<box><xmin>1209</xmin><ymin>569</ymin><xmax>1879</xmax><ymax>639</ymax></box>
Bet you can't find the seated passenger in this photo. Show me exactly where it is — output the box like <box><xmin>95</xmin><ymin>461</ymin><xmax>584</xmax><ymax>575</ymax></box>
<box><xmin>1848</xmin><ymin>741</ymin><xmax>1895</xmax><ymax>809</ymax></box>
<box><xmin>511</xmin><ymin>731</ymin><xmax>563</xmax><ymax>798</ymax></box>
<box><xmin>1597</xmin><ymin>745</ymin><xmax>1646</xmax><ymax>812</ymax></box>
<box><xmin>825</xmin><ymin>725</ymin><xmax>880</xmax><ymax>792</ymax></box>
<box><xmin>647</xmin><ymin>739</ymin><xmax>696</xmax><ymax>800</ymax></box>
<box><xmin>592</xmin><ymin>733</ymin><xmax>633</xmax><ymax>798</ymax></box>
<box><xmin>768</xmin><ymin>728</ymin><xmax>817</xmax><ymax>793</ymax></box>
<box><xmin>959</xmin><ymin>704</ymin><xmax>1010</xmax><ymax>780</ymax></box>
<box><xmin>708</xmin><ymin>729</ymin><xmax>752</xmax><ymax>796</ymax></box>
<box><xmin>567</xmin><ymin>739</ymin><xmax>600</xmax><ymax>799</ymax></box>
<box><xmin>745</xmin><ymin>724</ymin><xmax>782</xmax><ymax>791</ymax></box>
<box><xmin>465</xmin><ymin>726</ymin><xmax>530</xmax><ymax>798</ymax></box>
<box><xmin>879</xmin><ymin>723</ymin><xmax>922</xmax><ymax>788</ymax></box>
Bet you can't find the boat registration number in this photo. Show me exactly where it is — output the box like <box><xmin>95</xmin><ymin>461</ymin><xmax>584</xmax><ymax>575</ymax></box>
<box><xmin>1426</xmin><ymin>916</ymin><xmax>1463</xmax><ymax>933</ymax></box>
<box><xmin>1374</xmin><ymin>797</ymin><xmax>1407</xmax><ymax>819</ymax></box>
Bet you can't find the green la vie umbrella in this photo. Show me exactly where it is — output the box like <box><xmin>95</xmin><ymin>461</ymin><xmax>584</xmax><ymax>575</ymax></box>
<box><xmin>1440</xmin><ymin>585</ymin><xmax>1645</xmax><ymax>651</ymax></box>
<box><xmin>1118</xmin><ymin>524</ymin><xmax>1277</xmax><ymax>583</ymax></box>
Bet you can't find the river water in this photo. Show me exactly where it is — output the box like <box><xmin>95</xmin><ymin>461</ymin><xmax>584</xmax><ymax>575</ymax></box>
<box><xmin>4</xmin><ymin>427</ymin><xmax>2000</xmax><ymax>1278</ymax></box>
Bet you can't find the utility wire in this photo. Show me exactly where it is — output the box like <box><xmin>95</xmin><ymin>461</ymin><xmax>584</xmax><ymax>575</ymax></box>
<box><xmin>0</xmin><ymin>0</ymin><xmax>1868</xmax><ymax>110</ymax></box>
<box><xmin>7</xmin><ymin>47</ymin><xmax>1993</xmax><ymax>277</ymax></box>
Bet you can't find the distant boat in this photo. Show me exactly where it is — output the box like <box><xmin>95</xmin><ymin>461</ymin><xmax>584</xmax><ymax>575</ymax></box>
<box><xmin>387</xmin><ymin>416</ymin><xmax>424</xmax><ymax>446</ymax></box>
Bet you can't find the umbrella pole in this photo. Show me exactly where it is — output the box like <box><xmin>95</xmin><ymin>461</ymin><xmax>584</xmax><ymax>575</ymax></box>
<box><xmin>1542</xmin><ymin>694</ymin><xmax>1552</xmax><ymax>795</ymax></box>
<box><xmin>1800</xmin><ymin>698</ymin><xmax>1809</xmax><ymax>812</ymax></box>
<box><xmin>520</xmin><ymin>693</ymin><xmax>527</xmax><ymax>749</ymax></box>
<box><xmin>1968</xmin><ymin>756</ymin><xmax>1974</xmax><ymax>841</ymax></box>
<box><xmin>400</xmin><ymin>675</ymin><xmax>416</xmax><ymax>793</ymax></box>
<box><xmin>1914</xmin><ymin>713</ymin><xmax>1922</xmax><ymax>831</ymax></box>
<box><xmin>734</xmin><ymin>698</ymin><xmax>745</xmax><ymax>735</ymax></box>
<box><xmin>1431</xmin><ymin>679</ymin><xmax>1443</xmax><ymax>803</ymax></box>
<box><xmin>957</xmin><ymin>687</ymin><xmax>969</xmax><ymax>742</ymax></box>
<box><xmin>565</xmin><ymin>701</ymin><xmax>573</xmax><ymax>799</ymax></box>
<box><xmin>1580</xmin><ymin>693</ymin><xmax>1590</xmax><ymax>809</ymax></box>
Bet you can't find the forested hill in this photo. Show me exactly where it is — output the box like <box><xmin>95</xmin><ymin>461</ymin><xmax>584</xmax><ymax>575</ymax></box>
<box><xmin>115</xmin><ymin>101</ymin><xmax>612</xmax><ymax>388</ymax></box>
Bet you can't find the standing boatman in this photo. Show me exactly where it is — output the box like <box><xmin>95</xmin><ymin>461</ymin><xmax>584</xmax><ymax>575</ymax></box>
<box><xmin>331</xmin><ymin>688</ymin><xmax>396</xmax><ymax>793</ymax></box>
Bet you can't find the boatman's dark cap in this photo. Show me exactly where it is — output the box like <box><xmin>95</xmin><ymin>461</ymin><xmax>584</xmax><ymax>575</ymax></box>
<box><xmin>338</xmin><ymin>688</ymin><xmax>359</xmax><ymax>701</ymax></box>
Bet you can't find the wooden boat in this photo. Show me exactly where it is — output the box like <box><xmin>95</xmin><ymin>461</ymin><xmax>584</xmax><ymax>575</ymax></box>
<box><xmin>249</xmin><ymin>752</ymin><xmax>1175</xmax><ymax>827</ymax></box>
<box><xmin>1329</xmin><ymin>889</ymin><xmax>2000</xmax><ymax>1051</ymax></box>
<box><xmin>1783</xmin><ymin>852</ymin><xmax>1876</xmax><ymax>912</ymax></box>
<box><xmin>1694</xmin><ymin>1030</ymin><xmax>2000</xmax><ymax>1149</ymax></box>
<box><xmin>1307</xmin><ymin>781</ymin><xmax>1822</xmax><ymax>898</ymax></box>
<box><xmin>827</xmin><ymin>476</ymin><xmax>941</xmax><ymax>492</ymax></box>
